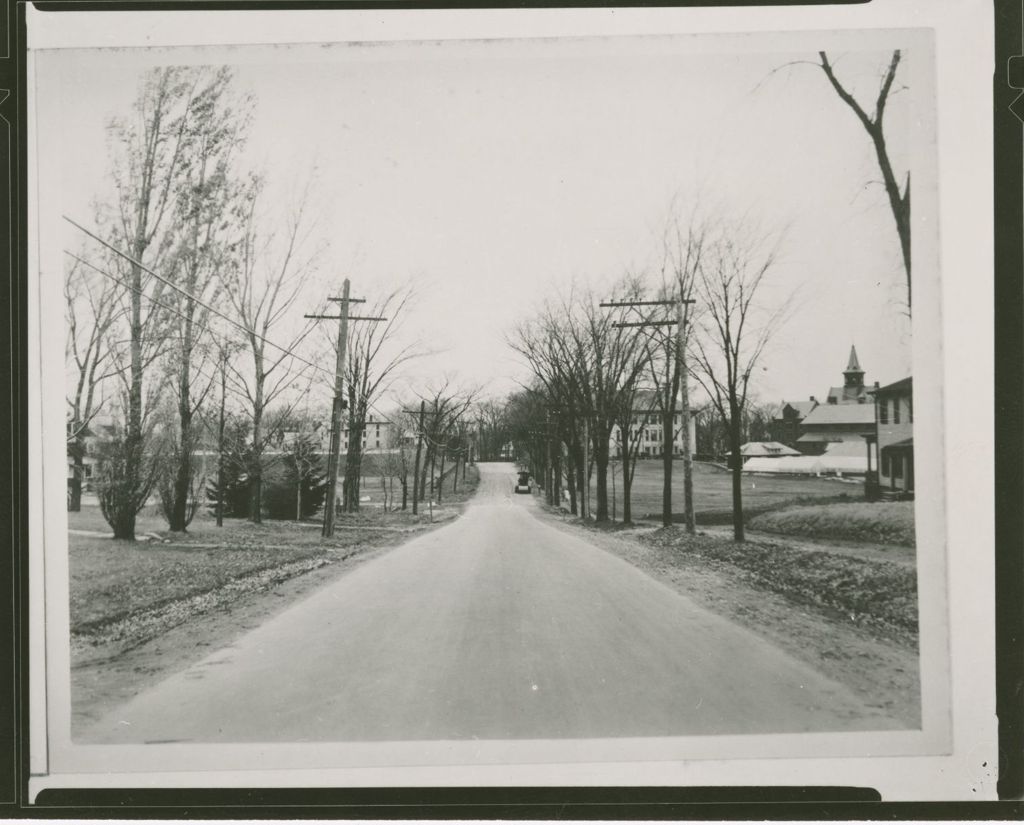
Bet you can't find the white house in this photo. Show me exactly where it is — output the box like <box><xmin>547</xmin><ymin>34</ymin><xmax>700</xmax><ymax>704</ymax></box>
<box><xmin>609</xmin><ymin>391</ymin><xmax>697</xmax><ymax>459</ymax></box>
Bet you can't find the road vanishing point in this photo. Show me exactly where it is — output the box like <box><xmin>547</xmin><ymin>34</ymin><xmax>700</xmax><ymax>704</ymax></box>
<box><xmin>85</xmin><ymin>463</ymin><xmax>900</xmax><ymax>743</ymax></box>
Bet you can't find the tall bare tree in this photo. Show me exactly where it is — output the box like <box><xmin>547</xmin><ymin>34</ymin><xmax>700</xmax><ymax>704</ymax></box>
<box><xmin>690</xmin><ymin>223</ymin><xmax>789</xmax><ymax>542</ymax></box>
<box><xmin>640</xmin><ymin>207</ymin><xmax>708</xmax><ymax>531</ymax></box>
<box><xmin>64</xmin><ymin>255</ymin><xmax>120</xmax><ymax>511</ymax></box>
<box><xmin>339</xmin><ymin>285</ymin><xmax>421</xmax><ymax>512</ymax></box>
<box><xmin>817</xmin><ymin>51</ymin><xmax>910</xmax><ymax>310</ymax></box>
<box><xmin>162</xmin><ymin>67</ymin><xmax>254</xmax><ymax>532</ymax></box>
<box><xmin>224</xmin><ymin>176</ymin><xmax>323</xmax><ymax>523</ymax></box>
<box><xmin>97</xmin><ymin>66</ymin><xmax>209</xmax><ymax>539</ymax></box>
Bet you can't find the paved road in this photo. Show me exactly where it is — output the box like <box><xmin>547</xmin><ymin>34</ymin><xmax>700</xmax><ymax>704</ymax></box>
<box><xmin>84</xmin><ymin>463</ymin><xmax>899</xmax><ymax>743</ymax></box>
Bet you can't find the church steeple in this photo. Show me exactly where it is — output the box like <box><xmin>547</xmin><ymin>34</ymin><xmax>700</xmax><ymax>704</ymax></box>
<box><xmin>843</xmin><ymin>345</ymin><xmax>864</xmax><ymax>390</ymax></box>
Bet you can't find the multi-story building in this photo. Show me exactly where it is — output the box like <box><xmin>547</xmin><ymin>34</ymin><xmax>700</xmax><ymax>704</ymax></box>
<box><xmin>870</xmin><ymin>376</ymin><xmax>914</xmax><ymax>494</ymax></box>
<box><xmin>609</xmin><ymin>391</ymin><xmax>697</xmax><ymax>459</ymax></box>
<box><xmin>770</xmin><ymin>398</ymin><xmax>818</xmax><ymax>447</ymax></box>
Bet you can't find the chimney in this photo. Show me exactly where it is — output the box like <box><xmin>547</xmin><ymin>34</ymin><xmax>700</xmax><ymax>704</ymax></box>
<box><xmin>874</xmin><ymin>381</ymin><xmax>879</xmax><ymax>388</ymax></box>
<box><xmin>809</xmin><ymin>396</ymin><xmax>816</xmax><ymax>402</ymax></box>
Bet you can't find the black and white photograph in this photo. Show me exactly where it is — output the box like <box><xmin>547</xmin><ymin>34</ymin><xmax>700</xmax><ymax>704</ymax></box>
<box><xmin>24</xmin><ymin>2</ymin><xmax>996</xmax><ymax>802</ymax></box>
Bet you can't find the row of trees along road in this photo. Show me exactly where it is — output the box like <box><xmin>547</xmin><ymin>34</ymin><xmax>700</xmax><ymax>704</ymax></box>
<box><xmin>509</xmin><ymin>209</ymin><xmax>788</xmax><ymax>542</ymax></box>
<box><xmin>64</xmin><ymin>67</ymin><xmax>415</xmax><ymax>540</ymax></box>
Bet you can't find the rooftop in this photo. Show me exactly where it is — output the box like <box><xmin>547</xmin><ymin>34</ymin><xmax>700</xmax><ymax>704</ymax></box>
<box><xmin>801</xmin><ymin>403</ymin><xmax>877</xmax><ymax>426</ymax></box>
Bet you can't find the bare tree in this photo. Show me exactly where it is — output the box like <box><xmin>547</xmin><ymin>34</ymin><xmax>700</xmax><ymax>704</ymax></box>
<box><xmin>64</xmin><ymin>255</ymin><xmax>120</xmax><ymax>511</ymax></box>
<box><xmin>690</xmin><ymin>222</ymin><xmax>790</xmax><ymax>542</ymax></box>
<box><xmin>817</xmin><ymin>51</ymin><xmax>910</xmax><ymax>310</ymax></box>
<box><xmin>473</xmin><ymin>398</ymin><xmax>511</xmax><ymax>462</ymax></box>
<box><xmin>223</xmin><ymin>175</ymin><xmax>323</xmax><ymax>523</ymax></box>
<box><xmin>162</xmin><ymin>67</ymin><xmax>254</xmax><ymax>532</ymax></box>
<box><xmin>510</xmin><ymin>279</ymin><xmax>649</xmax><ymax>523</ymax></box>
<box><xmin>339</xmin><ymin>285</ymin><xmax>421</xmax><ymax>512</ymax></box>
<box><xmin>97</xmin><ymin>67</ymin><xmax>210</xmax><ymax>540</ymax></box>
<box><xmin>415</xmin><ymin>379</ymin><xmax>480</xmax><ymax>506</ymax></box>
<box><xmin>638</xmin><ymin>208</ymin><xmax>708</xmax><ymax>531</ymax></box>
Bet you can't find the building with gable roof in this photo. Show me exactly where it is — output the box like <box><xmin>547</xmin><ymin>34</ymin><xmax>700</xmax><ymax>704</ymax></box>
<box><xmin>769</xmin><ymin>345</ymin><xmax>877</xmax><ymax>454</ymax></box>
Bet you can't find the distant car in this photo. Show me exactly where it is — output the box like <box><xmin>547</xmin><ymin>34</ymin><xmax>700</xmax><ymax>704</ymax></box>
<box><xmin>514</xmin><ymin>472</ymin><xmax>531</xmax><ymax>494</ymax></box>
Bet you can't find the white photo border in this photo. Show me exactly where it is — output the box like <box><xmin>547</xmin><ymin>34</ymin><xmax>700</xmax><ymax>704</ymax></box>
<box><xmin>25</xmin><ymin>0</ymin><xmax>995</xmax><ymax>803</ymax></box>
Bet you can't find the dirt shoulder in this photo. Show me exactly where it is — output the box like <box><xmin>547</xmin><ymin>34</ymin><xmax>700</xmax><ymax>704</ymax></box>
<box><xmin>536</xmin><ymin>505</ymin><xmax>921</xmax><ymax>729</ymax></box>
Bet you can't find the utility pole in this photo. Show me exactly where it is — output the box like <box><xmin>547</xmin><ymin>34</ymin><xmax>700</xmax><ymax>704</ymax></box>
<box><xmin>545</xmin><ymin>409</ymin><xmax>553</xmax><ymax>506</ymax></box>
<box><xmin>603</xmin><ymin>297</ymin><xmax>696</xmax><ymax>530</ymax></box>
<box><xmin>677</xmin><ymin>298</ymin><xmax>696</xmax><ymax>534</ymax></box>
<box><xmin>306</xmin><ymin>280</ymin><xmax>386</xmax><ymax>538</ymax></box>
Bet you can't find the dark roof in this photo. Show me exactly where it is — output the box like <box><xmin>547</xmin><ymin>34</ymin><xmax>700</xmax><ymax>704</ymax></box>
<box><xmin>778</xmin><ymin>400</ymin><xmax>817</xmax><ymax>418</ymax></box>
<box><xmin>872</xmin><ymin>376</ymin><xmax>913</xmax><ymax>397</ymax></box>
<box><xmin>826</xmin><ymin>385</ymin><xmax>870</xmax><ymax>404</ymax></box>
<box><xmin>846</xmin><ymin>345</ymin><xmax>863</xmax><ymax>373</ymax></box>
<box><xmin>802</xmin><ymin>403</ymin><xmax>877</xmax><ymax>426</ymax></box>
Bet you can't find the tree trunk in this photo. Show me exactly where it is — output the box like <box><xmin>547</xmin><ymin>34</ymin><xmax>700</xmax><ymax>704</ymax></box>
<box><xmin>573</xmin><ymin>441</ymin><xmax>586</xmax><ymax>519</ymax></box>
<box><xmin>594</xmin><ymin>428</ymin><xmax>610</xmax><ymax>523</ymax></box>
<box><xmin>216</xmin><ymin>367</ymin><xmax>226</xmax><ymax>527</ymax></box>
<box><xmin>565</xmin><ymin>448</ymin><xmax>578</xmax><ymax>516</ymax></box>
<box><xmin>115</xmin><ymin>246</ymin><xmax>146</xmax><ymax>542</ymax></box>
<box><xmin>680</xmin><ymin>382</ymin><xmax>695</xmax><ymax>535</ymax></box>
<box><xmin>344</xmin><ymin>418</ymin><xmax>365</xmax><ymax>512</ymax></box>
<box><xmin>552</xmin><ymin>447</ymin><xmax>562</xmax><ymax>508</ymax></box>
<box><xmin>437</xmin><ymin>449</ymin><xmax>446</xmax><ymax>505</ymax></box>
<box><xmin>69</xmin><ymin>444</ymin><xmax>85</xmax><ymax>512</ymax></box>
<box><xmin>428</xmin><ymin>448</ymin><xmax>436</xmax><ymax>502</ymax></box>
<box><xmin>169</xmin><ymin>373</ymin><xmax>192</xmax><ymax>532</ymax></box>
<box><xmin>250</xmin><ymin>376</ymin><xmax>264</xmax><ymax>524</ymax></box>
<box><xmin>729</xmin><ymin>401</ymin><xmax>745</xmax><ymax>542</ymax></box>
<box><xmin>620</xmin><ymin>425</ymin><xmax>632</xmax><ymax>525</ymax></box>
<box><xmin>401</xmin><ymin>476</ymin><xmax>409</xmax><ymax>511</ymax></box>
<box><xmin>662</xmin><ymin>406</ymin><xmax>673</xmax><ymax>528</ymax></box>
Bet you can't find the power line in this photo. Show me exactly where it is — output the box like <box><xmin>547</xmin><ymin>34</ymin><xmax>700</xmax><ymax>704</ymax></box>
<box><xmin>64</xmin><ymin>215</ymin><xmax>331</xmax><ymax>382</ymax></box>
<box><xmin>66</xmin><ymin>250</ymin><xmax>226</xmax><ymax>352</ymax></box>
<box><xmin>65</xmin><ymin>217</ymin><xmax>407</xmax><ymax>442</ymax></box>
<box><xmin>65</xmin><ymin>250</ymin><xmax>234</xmax><ymax>402</ymax></box>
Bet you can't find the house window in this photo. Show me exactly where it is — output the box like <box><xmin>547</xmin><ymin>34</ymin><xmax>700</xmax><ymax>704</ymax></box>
<box><xmin>878</xmin><ymin>400</ymin><xmax>889</xmax><ymax>424</ymax></box>
<box><xmin>908</xmin><ymin>397</ymin><xmax>913</xmax><ymax>423</ymax></box>
<box><xmin>893</xmin><ymin>399</ymin><xmax>901</xmax><ymax>424</ymax></box>
<box><xmin>881</xmin><ymin>453</ymin><xmax>891</xmax><ymax>476</ymax></box>
<box><xmin>83</xmin><ymin>464</ymin><xmax>93</xmax><ymax>479</ymax></box>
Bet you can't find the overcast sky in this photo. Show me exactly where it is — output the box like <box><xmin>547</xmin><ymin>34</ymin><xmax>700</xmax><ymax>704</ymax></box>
<box><xmin>46</xmin><ymin>34</ymin><xmax>921</xmax><ymax>408</ymax></box>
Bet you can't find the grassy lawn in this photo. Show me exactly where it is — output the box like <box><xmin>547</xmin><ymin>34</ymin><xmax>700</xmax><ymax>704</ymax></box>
<box><xmin>67</xmin><ymin>465</ymin><xmax>480</xmax><ymax>634</ymax></box>
<box><xmin>640</xmin><ymin>527</ymin><xmax>917</xmax><ymax>644</ymax></box>
<box><xmin>749</xmin><ymin>501</ymin><xmax>915</xmax><ymax>547</ymax></box>
<box><xmin>69</xmin><ymin>530</ymin><xmax>342</xmax><ymax>631</ymax></box>
<box><xmin>591</xmin><ymin>460</ymin><xmax>860</xmax><ymax>522</ymax></box>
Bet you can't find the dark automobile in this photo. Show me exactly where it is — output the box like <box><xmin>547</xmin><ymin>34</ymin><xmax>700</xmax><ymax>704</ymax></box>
<box><xmin>514</xmin><ymin>472</ymin><xmax>531</xmax><ymax>494</ymax></box>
